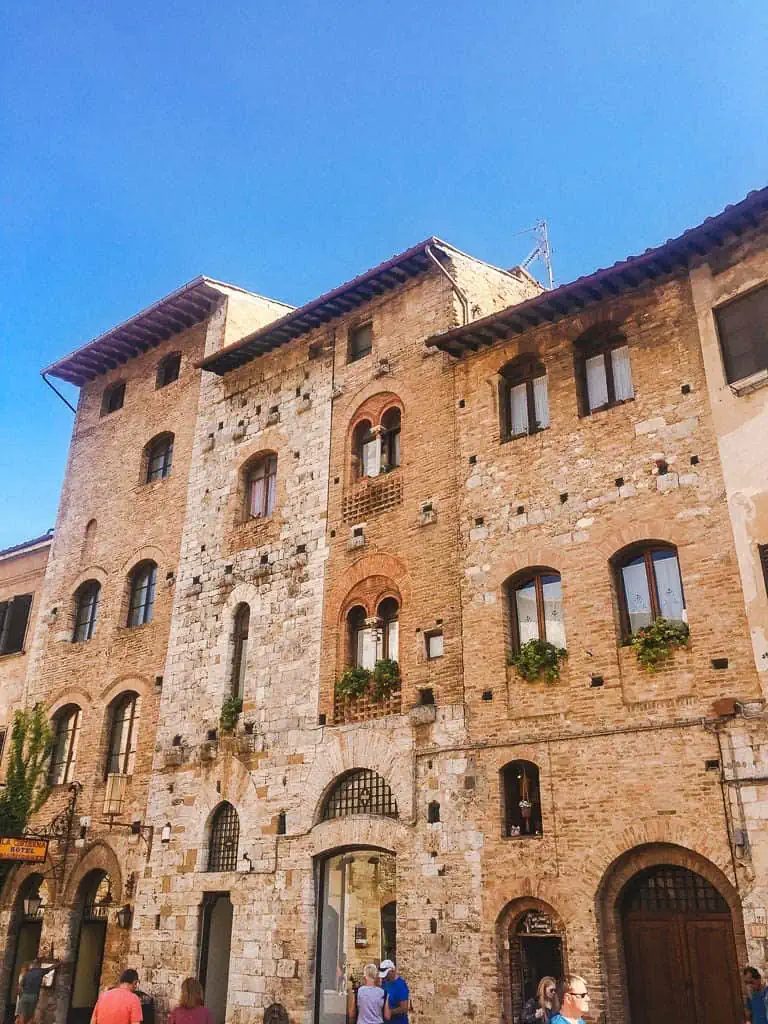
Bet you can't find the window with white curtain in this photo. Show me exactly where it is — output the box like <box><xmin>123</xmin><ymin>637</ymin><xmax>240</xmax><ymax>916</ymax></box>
<box><xmin>576</xmin><ymin>328</ymin><xmax>634</xmax><ymax>414</ymax></box>
<box><xmin>499</xmin><ymin>356</ymin><xmax>549</xmax><ymax>440</ymax></box>
<box><xmin>509</xmin><ymin>570</ymin><xmax>566</xmax><ymax>651</ymax></box>
<box><xmin>616</xmin><ymin>544</ymin><xmax>686</xmax><ymax>637</ymax></box>
<box><xmin>246</xmin><ymin>455</ymin><xmax>277</xmax><ymax>518</ymax></box>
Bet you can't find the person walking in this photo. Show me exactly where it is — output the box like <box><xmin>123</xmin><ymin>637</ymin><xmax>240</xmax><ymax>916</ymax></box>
<box><xmin>744</xmin><ymin>967</ymin><xmax>768</xmax><ymax>1024</ymax></box>
<box><xmin>354</xmin><ymin>964</ymin><xmax>391</xmax><ymax>1024</ymax></box>
<box><xmin>167</xmin><ymin>978</ymin><xmax>213</xmax><ymax>1024</ymax></box>
<box><xmin>378</xmin><ymin>961</ymin><xmax>408</xmax><ymax>1024</ymax></box>
<box><xmin>551</xmin><ymin>975</ymin><xmax>590</xmax><ymax>1024</ymax></box>
<box><xmin>91</xmin><ymin>969</ymin><xmax>143</xmax><ymax>1024</ymax></box>
<box><xmin>521</xmin><ymin>976</ymin><xmax>558</xmax><ymax>1024</ymax></box>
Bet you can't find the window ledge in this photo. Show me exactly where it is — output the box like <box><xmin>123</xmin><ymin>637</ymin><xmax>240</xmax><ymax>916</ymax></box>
<box><xmin>0</xmin><ymin>650</ymin><xmax>26</xmax><ymax>661</ymax></box>
<box><xmin>581</xmin><ymin>396</ymin><xmax>635</xmax><ymax>418</ymax></box>
<box><xmin>502</xmin><ymin>832</ymin><xmax>544</xmax><ymax>841</ymax></box>
<box><xmin>729</xmin><ymin>368</ymin><xmax>768</xmax><ymax>396</ymax></box>
<box><xmin>500</xmin><ymin>426</ymin><xmax>549</xmax><ymax>445</ymax></box>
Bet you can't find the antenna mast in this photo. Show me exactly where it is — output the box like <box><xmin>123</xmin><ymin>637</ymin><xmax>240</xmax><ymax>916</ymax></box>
<box><xmin>520</xmin><ymin>220</ymin><xmax>554</xmax><ymax>290</ymax></box>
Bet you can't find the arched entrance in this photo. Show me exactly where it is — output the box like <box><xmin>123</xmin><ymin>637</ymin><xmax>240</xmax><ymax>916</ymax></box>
<box><xmin>314</xmin><ymin>848</ymin><xmax>396</xmax><ymax>1024</ymax></box>
<box><xmin>620</xmin><ymin>865</ymin><xmax>742</xmax><ymax>1024</ymax></box>
<box><xmin>68</xmin><ymin>872</ymin><xmax>112</xmax><ymax>1024</ymax></box>
<box><xmin>4</xmin><ymin>876</ymin><xmax>49</xmax><ymax>1024</ymax></box>
<box><xmin>498</xmin><ymin>900</ymin><xmax>565</xmax><ymax>1023</ymax></box>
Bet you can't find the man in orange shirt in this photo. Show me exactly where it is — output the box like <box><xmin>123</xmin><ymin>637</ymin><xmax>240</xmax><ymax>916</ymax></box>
<box><xmin>91</xmin><ymin>969</ymin><xmax>143</xmax><ymax>1024</ymax></box>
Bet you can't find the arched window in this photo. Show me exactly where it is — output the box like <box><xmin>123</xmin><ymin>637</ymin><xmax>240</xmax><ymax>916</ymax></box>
<box><xmin>106</xmin><ymin>693</ymin><xmax>140</xmax><ymax>777</ymax></box>
<box><xmin>82</xmin><ymin>518</ymin><xmax>97</xmax><ymax>559</ymax></box>
<box><xmin>377</xmin><ymin>597</ymin><xmax>399</xmax><ymax>662</ymax></box>
<box><xmin>156</xmin><ymin>352</ymin><xmax>181</xmax><ymax>389</ymax></box>
<box><xmin>145</xmin><ymin>433</ymin><xmax>174</xmax><ymax>482</ymax></box>
<box><xmin>615</xmin><ymin>543</ymin><xmax>686</xmax><ymax>637</ymax></box>
<box><xmin>208</xmin><ymin>802</ymin><xmax>240</xmax><ymax>872</ymax></box>
<box><xmin>348</xmin><ymin>605</ymin><xmax>375</xmax><ymax>670</ymax></box>
<box><xmin>499</xmin><ymin>356</ymin><xmax>549</xmax><ymax>440</ymax></box>
<box><xmin>127</xmin><ymin>561</ymin><xmax>156</xmax><ymax>627</ymax></box>
<box><xmin>101</xmin><ymin>381</ymin><xmax>125</xmax><ymax>416</ymax></box>
<box><xmin>231</xmin><ymin>604</ymin><xmax>250</xmax><ymax>698</ymax></box>
<box><xmin>73</xmin><ymin>580</ymin><xmax>100</xmax><ymax>642</ymax></box>
<box><xmin>502</xmin><ymin>760</ymin><xmax>542</xmax><ymax>837</ymax></box>
<box><xmin>507</xmin><ymin>569</ymin><xmax>566</xmax><ymax>651</ymax></box>
<box><xmin>49</xmin><ymin>705</ymin><xmax>81</xmax><ymax>785</ymax></box>
<box><xmin>381</xmin><ymin>407</ymin><xmax>401</xmax><ymax>471</ymax></box>
<box><xmin>245</xmin><ymin>455</ymin><xmax>277</xmax><ymax>518</ymax></box>
<box><xmin>575</xmin><ymin>326</ymin><xmax>634</xmax><ymax>415</ymax></box>
<box><xmin>353</xmin><ymin>420</ymin><xmax>379</xmax><ymax>479</ymax></box>
<box><xmin>321</xmin><ymin>768</ymin><xmax>398</xmax><ymax>820</ymax></box>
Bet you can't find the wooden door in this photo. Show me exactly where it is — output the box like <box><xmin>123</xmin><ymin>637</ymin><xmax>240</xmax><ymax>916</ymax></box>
<box><xmin>624</xmin><ymin>917</ymin><xmax>695</xmax><ymax>1024</ymax></box>
<box><xmin>686</xmin><ymin>918</ymin><xmax>742</xmax><ymax>1024</ymax></box>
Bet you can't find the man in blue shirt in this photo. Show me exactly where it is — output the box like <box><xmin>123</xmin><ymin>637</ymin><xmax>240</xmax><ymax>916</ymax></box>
<box><xmin>550</xmin><ymin>975</ymin><xmax>589</xmax><ymax>1024</ymax></box>
<box><xmin>745</xmin><ymin>967</ymin><xmax>768</xmax><ymax>1024</ymax></box>
<box><xmin>379</xmin><ymin>960</ymin><xmax>409</xmax><ymax>1024</ymax></box>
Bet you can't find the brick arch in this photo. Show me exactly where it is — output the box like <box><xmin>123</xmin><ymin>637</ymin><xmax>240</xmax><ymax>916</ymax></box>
<box><xmin>46</xmin><ymin>686</ymin><xmax>92</xmax><ymax>715</ymax></box>
<box><xmin>590</xmin><ymin>519</ymin><xmax>691</xmax><ymax>562</ymax></box>
<box><xmin>339</xmin><ymin>379</ymin><xmax>409</xmax><ymax>422</ymax></box>
<box><xmin>118</xmin><ymin>545</ymin><xmax>167</xmax><ymax>577</ymax></box>
<box><xmin>346</xmin><ymin>391</ymin><xmax>405</xmax><ymax>435</ymax></box>
<box><xmin>495</xmin><ymin>895</ymin><xmax>569</xmax><ymax>1023</ymax></box>
<box><xmin>326</xmin><ymin>552</ymin><xmax>410</xmax><ymax>623</ymax></box>
<box><xmin>489</xmin><ymin>545</ymin><xmax>567</xmax><ymax>589</ymax></box>
<box><xmin>340</xmin><ymin>577</ymin><xmax>402</xmax><ymax>620</ymax></box>
<box><xmin>0</xmin><ymin>861</ymin><xmax>59</xmax><ymax>910</ymax></box>
<box><xmin>235</xmin><ymin>445</ymin><xmax>279</xmax><ymax>475</ymax></box>
<box><xmin>70</xmin><ymin>565</ymin><xmax>109</xmax><ymax>594</ymax></box>
<box><xmin>300</xmin><ymin>732</ymin><xmax>414</xmax><ymax>832</ymax></box>
<box><xmin>595</xmin><ymin>841</ymin><xmax>746</xmax><ymax>1024</ymax></box>
<box><xmin>63</xmin><ymin>840</ymin><xmax>123</xmax><ymax>907</ymax></box>
<box><xmin>96</xmin><ymin>674</ymin><xmax>152</xmax><ymax>705</ymax></box>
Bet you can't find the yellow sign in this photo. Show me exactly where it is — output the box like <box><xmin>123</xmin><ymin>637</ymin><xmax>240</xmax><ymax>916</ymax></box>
<box><xmin>0</xmin><ymin>837</ymin><xmax>48</xmax><ymax>863</ymax></box>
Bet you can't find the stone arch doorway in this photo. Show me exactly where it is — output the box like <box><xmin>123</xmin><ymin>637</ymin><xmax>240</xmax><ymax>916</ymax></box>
<box><xmin>620</xmin><ymin>864</ymin><xmax>741</xmax><ymax>1024</ymax></box>
<box><xmin>68</xmin><ymin>871</ymin><xmax>112</xmax><ymax>1024</ymax></box>
<box><xmin>497</xmin><ymin>899</ymin><xmax>565</xmax><ymax>1023</ymax></box>
<box><xmin>3</xmin><ymin>875</ymin><xmax>49</xmax><ymax>1024</ymax></box>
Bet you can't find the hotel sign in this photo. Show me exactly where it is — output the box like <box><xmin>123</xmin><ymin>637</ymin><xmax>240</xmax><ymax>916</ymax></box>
<box><xmin>0</xmin><ymin>837</ymin><xmax>49</xmax><ymax>863</ymax></box>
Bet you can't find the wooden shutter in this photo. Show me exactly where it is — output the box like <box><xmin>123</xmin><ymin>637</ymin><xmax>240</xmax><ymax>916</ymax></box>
<box><xmin>1</xmin><ymin>594</ymin><xmax>32</xmax><ymax>654</ymax></box>
<box><xmin>759</xmin><ymin>543</ymin><xmax>768</xmax><ymax>597</ymax></box>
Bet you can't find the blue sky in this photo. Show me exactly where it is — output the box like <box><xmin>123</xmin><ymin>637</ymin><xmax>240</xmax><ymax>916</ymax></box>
<box><xmin>1</xmin><ymin>0</ymin><xmax>766</xmax><ymax>547</ymax></box>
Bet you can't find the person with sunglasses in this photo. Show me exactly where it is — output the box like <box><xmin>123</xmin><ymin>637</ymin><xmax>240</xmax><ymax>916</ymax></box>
<box><xmin>551</xmin><ymin>975</ymin><xmax>590</xmax><ymax>1024</ymax></box>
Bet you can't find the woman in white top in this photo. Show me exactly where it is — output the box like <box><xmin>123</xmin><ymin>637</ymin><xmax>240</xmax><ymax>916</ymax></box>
<box><xmin>355</xmin><ymin>963</ymin><xmax>392</xmax><ymax>1024</ymax></box>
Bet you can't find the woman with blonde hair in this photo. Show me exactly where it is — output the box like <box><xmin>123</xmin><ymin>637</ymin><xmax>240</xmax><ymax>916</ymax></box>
<box><xmin>168</xmin><ymin>978</ymin><xmax>213</xmax><ymax>1024</ymax></box>
<box><xmin>353</xmin><ymin>963</ymin><xmax>392</xmax><ymax>1024</ymax></box>
<box><xmin>521</xmin><ymin>976</ymin><xmax>558</xmax><ymax>1024</ymax></box>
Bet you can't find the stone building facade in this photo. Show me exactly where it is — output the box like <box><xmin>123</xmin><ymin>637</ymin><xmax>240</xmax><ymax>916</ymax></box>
<box><xmin>0</xmin><ymin>192</ymin><xmax>767</xmax><ymax>1024</ymax></box>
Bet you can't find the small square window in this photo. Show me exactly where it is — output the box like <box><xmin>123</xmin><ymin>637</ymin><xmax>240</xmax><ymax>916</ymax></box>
<box><xmin>348</xmin><ymin>323</ymin><xmax>373</xmax><ymax>363</ymax></box>
<box><xmin>425</xmin><ymin>631</ymin><xmax>444</xmax><ymax>660</ymax></box>
<box><xmin>101</xmin><ymin>382</ymin><xmax>125</xmax><ymax>416</ymax></box>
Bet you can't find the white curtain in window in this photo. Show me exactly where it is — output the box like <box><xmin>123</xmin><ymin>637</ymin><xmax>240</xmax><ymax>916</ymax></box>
<box><xmin>265</xmin><ymin>462</ymin><xmax>277</xmax><ymax>515</ymax></box>
<box><xmin>621</xmin><ymin>558</ymin><xmax>653</xmax><ymax>633</ymax></box>
<box><xmin>509</xmin><ymin>384</ymin><xmax>529</xmax><ymax>436</ymax></box>
<box><xmin>542</xmin><ymin>576</ymin><xmax>566</xmax><ymax>648</ymax></box>
<box><xmin>653</xmin><ymin>550</ymin><xmax>685</xmax><ymax>622</ymax></box>
<box><xmin>249</xmin><ymin>474</ymin><xmax>265</xmax><ymax>517</ymax></box>
<box><xmin>384</xmin><ymin>619</ymin><xmax>398</xmax><ymax>661</ymax></box>
<box><xmin>586</xmin><ymin>355</ymin><xmax>609</xmax><ymax>411</ymax></box>
<box><xmin>611</xmin><ymin>345</ymin><xmax>634</xmax><ymax>401</ymax></box>
<box><xmin>357</xmin><ymin>627</ymin><xmax>378</xmax><ymax>670</ymax></box>
<box><xmin>533</xmin><ymin>375</ymin><xmax>549</xmax><ymax>429</ymax></box>
<box><xmin>515</xmin><ymin>582</ymin><xmax>539</xmax><ymax>644</ymax></box>
<box><xmin>362</xmin><ymin>436</ymin><xmax>381</xmax><ymax>477</ymax></box>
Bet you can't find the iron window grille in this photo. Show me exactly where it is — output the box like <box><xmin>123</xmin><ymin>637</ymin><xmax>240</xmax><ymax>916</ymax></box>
<box><xmin>208</xmin><ymin>802</ymin><xmax>240</xmax><ymax>871</ymax></box>
<box><xmin>321</xmin><ymin>769</ymin><xmax>398</xmax><ymax>821</ymax></box>
<box><xmin>622</xmin><ymin>865</ymin><xmax>728</xmax><ymax>914</ymax></box>
<box><xmin>106</xmin><ymin>694</ymin><xmax>140</xmax><ymax>777</ymax></box>
<box><xmin>146</xmin><ymin>435</ymin><xmax>174</xmax><ymax>482</ymax></box>
<box><xmin>73</xmin><ymin>581</ymin><xmax>100</xmax><ymax>642</ymax></box>
<box><xmin>128</xmin><ymin>562</ymin><xmax>157</xmax><ymax>627</ymax></box>
<box><xmin>49</xmin><ymin>705</ymin><xmax>81</xmax><ymax>785</ymax></box>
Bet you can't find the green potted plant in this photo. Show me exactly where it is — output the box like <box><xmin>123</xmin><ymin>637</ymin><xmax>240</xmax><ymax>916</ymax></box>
<box><xmin>335</xmin><ymin>660</ymin><xmax>401</xmax><ymax>702</ymax></box>
<box><xmin>508</xmin><ymin>639</ymin><xmax>568</xmax><ymax>683</ymax></box>
<box><xmin>630</xmin><ymin>618</ymin><xmax>690</xmax><ymax>671</ymax></box>
<box><xmin>219</xmin><ymin>696</ymin><xmax>243</xmax><ymax>734</ymax></box>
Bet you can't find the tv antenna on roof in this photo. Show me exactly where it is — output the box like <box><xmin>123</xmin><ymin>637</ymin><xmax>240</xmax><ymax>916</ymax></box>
<box><xmin>519</xmin><ymin>220</ymin><xmax>554</xmax><ymax>291</ymax></box>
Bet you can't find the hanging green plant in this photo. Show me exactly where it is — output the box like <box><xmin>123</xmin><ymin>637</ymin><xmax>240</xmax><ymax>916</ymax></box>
<box><xmin>219</xmin><ymin>696</ymin><xmax>243</xmax><ymax>734</ymax></box>
<box><xmin>509</xmin><ymin>639</ymin><xmax>568</xmax><ymax>683</ymax></box>
<box><xmin>335</xmin><ymin>660</ymin><xmax>401</xmax><ymax>702</ymax></box>
<box><xmin>0</xmin><ymin>706</ymin><xmax>53</xmax><ymax>837</ymax></box>
<box><xmin>630</xmin><ymin>618</ymin><xmax>690</xmax><ymax>671</ymax></box>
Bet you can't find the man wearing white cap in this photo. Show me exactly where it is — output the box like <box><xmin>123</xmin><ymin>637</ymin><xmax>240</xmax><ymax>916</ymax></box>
<box><xmin>379</xmin><ymin>960</ymin><xmax>409</xmax><ymax>1024</ymax></box>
